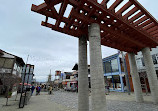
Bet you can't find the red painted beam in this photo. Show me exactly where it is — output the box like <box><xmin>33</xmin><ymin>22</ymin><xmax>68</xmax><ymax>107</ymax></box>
<box><xmin>41</xmin><ymin>21</ymin><xmax>85</xmax><ymax>37</ymax></box>
<box><xmin>71</xmin><ymin>9</ymin><xmax>146</xmax><ymax>48</ymax></box>
<box><xmin>109</xmin><ymin>0</ymin><xmax>123</xmax><ymax>12</ymax></box>
<box><xmin>123</xmin><ymin>7</ymin><xmax>139</xmax><ymax>20</ymax></box>
<box><xmin>116</xmin><ymin>1</ymin><xmax>132</xmax><ymax>16</ymax></box>
<box><xmin>133</xmin><ymin>16</ymin><xmax>148</xmax><ymax>26</ymax></box>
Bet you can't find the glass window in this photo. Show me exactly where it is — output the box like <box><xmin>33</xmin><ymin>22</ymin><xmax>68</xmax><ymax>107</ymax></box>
<box><xmin>111</xmin><ymin>59</ymin><xmax>119</xmax><ymax>72</ymax></box>
<box><xmin>0</xmin><ymin>58</ymin><xmax>5</xmax><ymax>68</ymax></box>
<box><xmin>66</xmin><ymin>76</ymin><xmax>70</xmax><ymax>79</ymax></box>
<box><xmin>152</xmin><ymin>54</ymin><xmax>157</xmax><ymax>64</ymax></box>
<box><xmin>105</xmin><ymin>61</ymin><xmax>111</xmax><ymax>73</ymax></box>
<box><xmin>136</xmin><ymin>58</ymin><xmax>143</xmax><ymax>69</ymax></box>
<box><xmin>24</xmin><ymin>65</ymin><xmax>30</xmax><ymax>74</ymax></box>
<box><xmin>141</xmin><ymin>58</ymin><xmax>145</xmax><ymax>66</ymax></box>
<box><xmin>17</xmin><ymin>66</ymin><xmax>21</xmax><ymax>72</ymax></box>
<box><xmin>14</xmin><ymin>63</ymin><xmax>17</xmax><ymax>70</ymax></box>
<box><xmin>4</xmin><ymin>58</ymin><xmax>14</xmax><ymax>69</ymax></box>
<box><xmin>103</xmin><ymin>62</ymin><xmax>105</xmax><ymax>73</ymax></box>
<box><xmin>156</xmin><ymin>54</ymin><xmax>158</xmax><ymax>63</ymax></box>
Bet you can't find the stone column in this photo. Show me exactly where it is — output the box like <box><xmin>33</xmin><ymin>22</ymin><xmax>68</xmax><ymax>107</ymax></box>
<box><xmin>89</xmin><ymin>23</ymin><xmax>106</xmax><ymax>111</ymax></box>
<box><xmin>128</xmin><ymin>53</ymin><xmax>144</xmax><ymax>102</ymax></box>
<box><xmin>78</xmin><ymin>35</ymin><xmax>89</xmax><ymax>111</ymax></box>
<box><xmin>142</xmin><ymin>47</ymin><xmax>158</xmax><ymax>104</ymax></box>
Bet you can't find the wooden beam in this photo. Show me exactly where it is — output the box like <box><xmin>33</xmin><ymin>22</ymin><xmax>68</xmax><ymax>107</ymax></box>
<box><xmin>109</xmin><ymin>0</ymin><xmax>123</xmax><ymax>12</ymax></box>
<box><xmin>41</xmin><ymin>21</ymin><xmax>84</xmax><ymax>37</ymax></box>
<box><xmin>71</xmin><ymin>10</ymin><xmax>146</xmax><ymax>48</ymax></box>
<box><xmin>133</xmin><ymin>16</ymin><xmax>148</xmax><ymax>26</ymax></box>
<box><xmin>116</xmin><ymin>1</ymin><xmax>132</xmax><ymax>15</ymax></box>
<box><xmin>123</xmin><ymin>7</ymin><xmax>139</xmax><ymax>20</ymax></box>
<box><xmin>55</xmin><ymin>0</ymin><xmax>68</xmax><ymax>27</ymax></box>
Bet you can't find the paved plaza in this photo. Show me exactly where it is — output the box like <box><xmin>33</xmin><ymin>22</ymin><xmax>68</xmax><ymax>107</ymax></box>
<box><xmin>0</xmin><ymin>91</ymin><xmax>158</xmax><ymax>111</ymax></box>
<box><xmin>0</xmin><ymin>92</ymin><xmax>76</xmax><ymax>111</ymax></box>
<box><xmin>51</xmin><ymin>91</ymin><xmax>158</xmax><ymax>111</ymax></box>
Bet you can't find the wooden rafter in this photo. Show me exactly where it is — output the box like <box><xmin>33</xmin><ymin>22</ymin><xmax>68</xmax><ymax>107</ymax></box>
<box><xmin>31</xmin><ymin>0</ymin><xmax>158</xmax><ymax>53</ymax></box>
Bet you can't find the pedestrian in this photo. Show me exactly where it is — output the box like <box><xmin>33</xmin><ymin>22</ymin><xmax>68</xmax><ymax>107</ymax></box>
<box><xmin>31</xmin><ymin>85</ymin><xmax>35</xmax><ymax>96</ymax></box>
<box><xmin>49</xmin><ymin>86</ymin><xmax>52</xmax><ymax>95</ymax></box>
<box><xmin>44</xmin><ymin>84</ymin><xmax>47</xmax><ymax>92</ymax></box>
<box><xmin>38</xmin><ymin>86</ymin><xmax>41</xmax><ymax>95</ymax></box>
<box><xmin>36</xmin><ymin>86</ymin><xmax>39</xmax><ymax>95</ymax></box>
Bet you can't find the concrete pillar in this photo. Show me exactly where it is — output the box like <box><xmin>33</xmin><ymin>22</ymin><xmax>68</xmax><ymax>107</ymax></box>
<box><xmin>89</xmin><ymin>23</ymin><xmax>106</xmax><ymax>111</ymax></box>
<box><xmin>128</xmin><ymin>53</ymin><xmax>144</xmax><ymax>102</ymax></box>
<box><xmin>78</xmin><ymin>35</ymin><xmax>89</xmax><ymax>111</ymax></box>
<box><xmin>142</xmin><ymin>47</ymin><xmax>158</xmax><ymax>104</ymax></box>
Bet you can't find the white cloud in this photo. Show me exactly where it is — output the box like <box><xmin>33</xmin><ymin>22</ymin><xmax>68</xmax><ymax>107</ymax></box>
<box><xmin>0</xmin><ymin>0</ymin><xmax>157</xmax><ymax>82</ymax></box>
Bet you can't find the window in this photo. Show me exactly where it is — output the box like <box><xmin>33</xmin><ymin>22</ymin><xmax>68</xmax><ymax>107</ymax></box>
<box><xmin>66</xmin><ymin>76</ymin><xmax>70</xmax><ymax>79</ymax></box>
<box><xmin>103</xmin><ymin>62</ymin><xmax>106</xmax><ymax>73</ymax></box>
<box><xmin>156</xmin><ymin>54</ymin><xmax>158</xmax><ymax>63</ymax></box>
<box><xmin>14</xmin><ymin>63</ymin><xmax>17</xmax><ymax>70</ymax></box>
<box><xmin>26</xmin><ymin>65</ymin><xmax>30</xmax><ymax>74</ymax></box>
<box><xmin>152</xmin><ymin>54</ymin><xmax>158</xmax><ymax>64</ymax></box>
<box><xmin>111</xmin><ymin>59</ymin><xmax>119</xmax><ymax>72</ymax></box>
<box><xmin>3</xmin><ymin>58</ymin><xmax>14</xmax><ymax>69</ymax></box>
<box><xmin>0</xmin><ymin>58</ymin><xmax>5</xmax><ymax>67</ymax></box>
<box><xmin>105</xmin><ymin>61</ymin><xmax>111</xmax><ymax>73</ymax></box>
<box><xmin>136</xmin><ymin>58</ymin><xmax>143</xmax><ymax>69</ymax></box>
<box><xmin>141</xmin><ymin>58</ymin><xmax>145</xmax><ymax>66</ymax></box>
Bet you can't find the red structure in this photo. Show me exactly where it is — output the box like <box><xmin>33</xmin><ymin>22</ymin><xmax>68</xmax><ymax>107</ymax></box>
<box><xmin>31</xmin><ymin>0</ymin><xmax>158</xmax><ymax>53</ymax></box>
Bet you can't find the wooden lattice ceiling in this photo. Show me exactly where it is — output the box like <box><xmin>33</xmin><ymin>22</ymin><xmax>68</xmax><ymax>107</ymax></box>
<box><xmin>31</xmin><ymin>0</ymin><xmax>158</xmax><ymax>53</ymax></box>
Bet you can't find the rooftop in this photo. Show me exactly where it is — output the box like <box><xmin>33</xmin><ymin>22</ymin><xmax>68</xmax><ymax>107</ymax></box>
<box><xmin>0</xmin><ymin>49</ymin><xmax>25</xmax><ymax>66</ymax></box>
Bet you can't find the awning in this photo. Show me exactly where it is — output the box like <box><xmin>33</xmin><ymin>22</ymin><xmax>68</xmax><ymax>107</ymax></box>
<box><xmin>62</xmin><ymin>81</ymin><xmax>67</xmax><ymax>85</ymax></box>
<box><xmin>71</xmin><ymin>81</ymin><xmax>77</xmax><ymax>84</ymax></box>
<box><xmin>19</xmin><ymin>83</ymin><xmax>31</xmax><ymax>86</ymax></box>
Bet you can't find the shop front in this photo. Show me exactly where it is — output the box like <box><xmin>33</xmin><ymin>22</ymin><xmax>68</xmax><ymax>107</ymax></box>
<box><xmin>103</xmin><ymin>53</ymin><xmax>125</xmax><ymax>92</ymax></box>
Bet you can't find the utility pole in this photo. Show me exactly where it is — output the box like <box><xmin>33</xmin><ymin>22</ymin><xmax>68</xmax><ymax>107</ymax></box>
<box><xmin>121</xmin><ymin>51</ymin><xmax>131</xmax><ymax>95</ymax></box>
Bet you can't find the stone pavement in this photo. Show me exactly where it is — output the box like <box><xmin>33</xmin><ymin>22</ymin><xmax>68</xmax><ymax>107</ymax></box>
<box><xmin>0</xmin><ymin>92</ymin><xmax>77</xmax><ymax>111</ymax></box>
<box><xmin>50</xmin><ymin>91</ymin><xmax>158</xmax><ymax>111</ymax></box>
<box><xmin>0</xmin><ymin>91</ymin><xmax>158</xmax><ymax>111</ymax></box>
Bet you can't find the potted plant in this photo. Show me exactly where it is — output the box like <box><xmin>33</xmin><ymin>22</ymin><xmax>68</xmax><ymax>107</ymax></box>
<box><xmin>8</xmin><ymin>91</ymin><xmax>12</xmax><ymax>98</ymax></box>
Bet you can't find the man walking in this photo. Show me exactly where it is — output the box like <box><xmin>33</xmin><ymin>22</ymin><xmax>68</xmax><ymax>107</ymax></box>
<box><xmin>31</xmin><ymin>85</ymin><xmax>35</xmax><ymax>96</ymax></box>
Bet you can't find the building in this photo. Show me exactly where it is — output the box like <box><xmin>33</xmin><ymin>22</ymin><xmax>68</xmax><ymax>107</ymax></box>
<box><xmin>135</xmin><ymin>47</ymin><xmax>158</xmax><ymax>76</ymax></box>
<box><xmin>72</xmin><ymin>57</ymin><xmax>126</xmax><ymax>92</ymax></box>
<box><xmin>62</xmin><ymin>72</ymin><xmax>75</xmax><ymax>90</ymax></box>
<box><xmin>125</xmin><ymin>46</ymin><xmax>158</xmax><ymax>92</ymax></box>
<box><xmin>21</xmin><ymin>64</ymin><xmax>35</xmax><ymax>84</ymax></box>
<box><xmin>0</xmin><ymin>49</ymin><xmax>25</xmax><ymax>96</ymax></box>
<box><xmin>103</xmin><ymin>53</ymin><xmax>126</xmax><ymax>92</ymax></box>
<box><xmin>72</xmin><ymin>64</ymin><xmax>91</xmax><ymax>88</ymax></box>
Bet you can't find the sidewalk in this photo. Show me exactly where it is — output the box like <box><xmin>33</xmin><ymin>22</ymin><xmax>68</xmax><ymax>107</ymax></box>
<box><xmin>1</xmin><ymin>91</ymin><xmax>158</xmax><ymax>111</ymax></box>
<box><xmin>0</xmin><ymin>92</ymin><xmax>77</xmax><ymax>111</ymax></box>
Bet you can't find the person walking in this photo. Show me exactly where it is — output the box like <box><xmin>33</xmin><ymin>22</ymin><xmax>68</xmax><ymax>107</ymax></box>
<box><xmin>49</xmin><ymin>86</ymin><xmax>53</xmax><ymax>95</ymax></box>
<box><xmin>31</xmin><ymin>85</ymin><xmax>35</xmax><ymax>96</ymax></box>
<box><xmin>44</xmin><ymin>84</ymin><xmax>47</xmax><ymax>92</ymax></box>
<box><xmin>38</xmin><ymin>86</ymin><xmax>41</xmax><ymax>95</ymax></box>
<box><xmin>36</xmin><ymin>86</ymin><xmax>39</xmax><ymax>95</ymax></box>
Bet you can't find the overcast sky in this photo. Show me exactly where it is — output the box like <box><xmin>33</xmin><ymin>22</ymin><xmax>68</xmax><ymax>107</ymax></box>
<box><xmin>0</xmin><ymin>0</ymin><xmax>158</xmax><ymax>82</ymax></box>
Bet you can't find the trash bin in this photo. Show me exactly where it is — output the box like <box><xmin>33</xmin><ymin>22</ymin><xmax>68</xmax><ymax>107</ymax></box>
<box><xmin>26</xmin><ymin>91</ymin><xmax>31</xmax><ymax>101</ymax></box>
<box><xmin>25</xmin><ymin>91</ymin><xmax>31</xmax><ymax>105</ymax></box>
